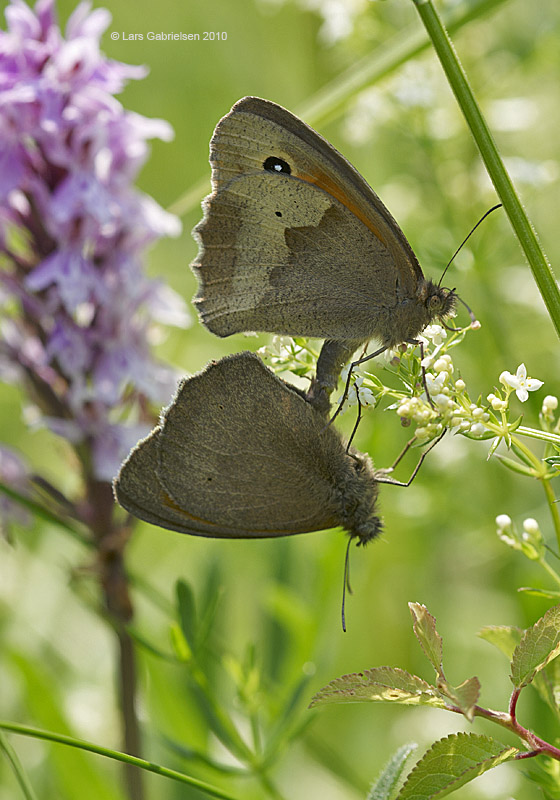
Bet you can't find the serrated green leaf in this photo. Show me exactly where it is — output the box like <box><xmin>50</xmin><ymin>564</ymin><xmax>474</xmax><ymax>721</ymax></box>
<box><xmin>478</xmin><ymin>626</ymin><xmax>523</xmax><ymax>659</ymax></box>
<box><xmin>493</xmin><ymin>454</ymin><xmax>536</xmax><ymax>477</ymax></box>
<box><xmin>532</xmin><ymin>653</ymin><xmax>560</xmax><ymax>719</ymax></box>
<box><xmin>397</xmin><ymin>733</ymin><xmax>518</xmax><ymax>800</ymax></box>
<box><xmin>409</xmin><ymin>604</ymin><xmax>443</xmax><ymax>676</ymax></box>
<box><xmin>309</xmin><ymin>667</ymin><xmax>446</xmax><ymax>708</ymax></box>
<box><xmin>368</xmin><ymin>743</ymin><xmax>418</xmax><ymax>800</ymax></box>
<box><xmin>511</xmin><ymin>605</ymin><xmax>560</xmax><ymax>689</ymax></box>
<box><xmin>437</xmin><ymin>676</ymin><xmax>480</xmax><ymax>721</ymax></box>
<box><xmin>480</xmin><ymin>626</ymin><xmax>560</xmax><ymax>718</ymax></box>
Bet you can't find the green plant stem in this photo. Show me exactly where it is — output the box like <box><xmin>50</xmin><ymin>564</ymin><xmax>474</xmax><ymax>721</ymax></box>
<box><xmin>411</xmin><ymin>0</ymin><xmax>560</xmax><ymax>338</ymax></box>
<box><xmin>538</xmin><ymin>556</ymin><xmax>560</xmax><ymax>590</ymax></box>
<box><xmin>508</xmin><ymin>434</ymin><xmax>560</xmax><ymax>549</ymax></box>
<box><xmin>0</xmin><ymin>731</ymin><xmax>38</xmax><ymax>800</ymax></box>
<box><xmin>542</xmin><ymin>478</ymin><xmax>560</xmax><ymax>552</ymax></box>
<box><xmin>0</xmin><ymin>721</ymin><xmax>241</xmax><ymax>800</ymax></box>
<box><xmin>516</xmin><ymin>427</ymin><xmax>560</xmax><ymax>447</ymax></box>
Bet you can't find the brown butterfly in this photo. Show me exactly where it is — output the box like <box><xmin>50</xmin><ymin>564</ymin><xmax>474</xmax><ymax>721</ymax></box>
<box><xmin>191</xmin><ymin>96</ymin><xmax>457</xmax><ymax>411</ymax></box>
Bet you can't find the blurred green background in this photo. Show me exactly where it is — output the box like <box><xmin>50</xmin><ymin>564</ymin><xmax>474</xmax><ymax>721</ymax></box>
<box><xmin>1</xmin><ymin>0</ymin><xmax>559</xmax><ymax>797</ymax></box>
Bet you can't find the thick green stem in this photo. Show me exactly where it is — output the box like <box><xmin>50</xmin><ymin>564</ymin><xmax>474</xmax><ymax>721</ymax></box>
<box><xmin>411</xmin><ymin>0</ymin><xmax>560</xmax><ymax>338</ymax></box>
<box><xmin>0</xmin><ymin>721</ymin><xmax>240</xmax><ymax>800</ymax></box>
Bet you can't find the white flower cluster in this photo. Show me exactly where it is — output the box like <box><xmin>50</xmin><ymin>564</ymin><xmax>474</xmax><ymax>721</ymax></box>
<box><xmin>393</xmin><ymin>329</ymin><xmax>490</xmax><ymax>442</ymax></box>
<box><xmin>258</xmin><ymin>336</ymin><xmax>317</xmax><ymax>377</ymax></box>
<box><xmin>339</xmin><ymin>364</ymin><xmax>376</xmax><ymax>409</ymax></box>
<box><xmin>495</xmin><ymin>513</ymin><xmax>544</xmax><ymax>560</ymax></box>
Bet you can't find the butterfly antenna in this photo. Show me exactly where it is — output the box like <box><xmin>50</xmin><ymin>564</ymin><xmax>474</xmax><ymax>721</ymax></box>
<box><xmin>341</xmin><ymin>537</ymin><xmax>353</xmax><ymax>633</ymax></box>
<box><xmin>441</xmin><ymin>294</ymin><xmax>478</xmax><ymax>331</ymax></box>
<box><xmin>438</xmin><ymin>204</ymin><xmax>502</xmax><ymax>288</ymax></box>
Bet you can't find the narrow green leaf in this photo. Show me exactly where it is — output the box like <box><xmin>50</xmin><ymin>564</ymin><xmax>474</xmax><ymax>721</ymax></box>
<box><xmin>0</xmin><ymin>481</ymin><xmax>86</xmax><ymax>542</ymax></box>
<box><xmin>492</xmin><ymin>454</ymin><xmax>536</xmax><ymax>477</ymax></box>
<box><xmin>461</xmin><ymin>430</ymin><xmax>495</xmax><ymax>442</ymax></box>
<box><xmin>368</xmin><ymin>743</ymin><xmax>418</xmax><ymax>800</ymax></box>
<box><xmin>511</xmin><ymin>605</ymin><xmax>560</xmax><ymax>689</ymax></box>
<box><xmin>0</xmin><ymin>731</ymin><xmax>39</xmax><ymax>800</ymax></box>
<box><xmin>409</xmin><ymin>604</ymin><xmax>443</xmax><ymax>676</ymax></box>
<box><xmin>507</xmin><ymin>415</ymin><xmax>524</xmax><ymax>433</ymax></box>
<box><xmin>510</xmin><ymin>441</ymin><xmax>538</xmax><ymax>468</ymax></box>
<box><xmin>397</xmin><ymin>733</ymin><xmax>518</xmax><ymax>800</ymax></box>
<box><xmin>309</xmin><ymin>667</ymin><xmax>446</xmax><ymax>708</ymax></box>
<box><xmin>518</xmin><ymin>588</ymin><xmax>560</xmax><ymax>600</ymax></box>
<box><xmin>486</xmin><ymin>437</ymin><xmax>501</xmax><ymax>459</ymax></box>
<box><xmin>198</xmin><ymin>560</ymin><xmax>224</xmax><ymax>649</ymax></box>
<box><xmin>437</xmin><ymin>677</ymin><xmax>480</xmax><ymax>722</ymax></box>
<box><xmin>169</xmin><ymin>622</ymin><xmax>191</xmax><ymax>661</ymax></box>
<box><xmin>478</xmin><ymin>626</ymin><xmax>523</xmax><ymax>659</ymax></box>
<box><xmin>176</xmin><ymin>579</ymin><xmax>197</xmax><ymax>651</ymax></box>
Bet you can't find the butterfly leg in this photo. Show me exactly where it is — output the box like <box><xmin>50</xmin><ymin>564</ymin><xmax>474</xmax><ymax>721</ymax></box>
<box><xmin>345</xmin><ymin>387</ymin><xmax>363</xmax><ymax>453</ymax></box>
<box><xmin>327</xmin><ymin>344</ymin><xmax>388</xmax><ymax>427</ymax></box>
<box><xmin>375</xmin><ymin>429</ymin><xmax>446</xmax><ymax>487</ymax></box>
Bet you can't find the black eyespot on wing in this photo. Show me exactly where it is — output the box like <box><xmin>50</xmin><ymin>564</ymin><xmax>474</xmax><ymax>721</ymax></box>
<box><xmin>263</xmin><ymin>156</ymin><xmax>291</xmax><ymax>175</ymax></box>
<box><xmin>275</xmin><ymin>211</ymin><xmax>282</xmax><ymax>217</ymax></box>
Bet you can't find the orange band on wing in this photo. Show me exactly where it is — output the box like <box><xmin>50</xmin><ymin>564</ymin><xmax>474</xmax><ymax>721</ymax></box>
<box><xmin>300</xmin><ymin>168</ymin><xmax>388</xmax><ymax>246</ymax></box>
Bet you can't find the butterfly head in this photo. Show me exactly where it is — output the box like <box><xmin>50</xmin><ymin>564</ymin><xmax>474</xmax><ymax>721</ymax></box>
<box><xmin>421</xmin><ymin>280</ymin><xmax>457</xmax><ymax>327</ymax></box>
<box><xmin>336</xmin><ymin>451</ymin><xmax>383</xmax><ymax>546</ymax></box>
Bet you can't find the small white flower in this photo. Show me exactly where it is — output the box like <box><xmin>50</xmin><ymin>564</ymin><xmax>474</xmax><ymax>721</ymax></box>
<box><xmin>433</xmin><ymin>393</ymin><xmax>451</xmax><ymax>410</ymax></box>
<box><xmin>455</xmin><ymin>379</ymin><xmax>466</xmax><ymax>392</ymax></box>
<box><xmin>469</xmin><ymin>422</ymin><xmax>487</xmax><ymax>437</ymax></box>
<box><xmin>397</xmin><ymin>401</ymin><xmax>412</xmax><ymax>417</ymax></box>
<box><xmin>542</xmin><ymin>395</ymin><xmax>558</xmax><ymax>416</ymax></box>
<box><xmin>340</xmin><ymin>376</ymin><xmax>375</xmax><ymax>408</ymax></box>
<box><xmin>420</xmin><ymin>342</ymin><xmax>444</xmax><ymax>368</ymax></box>
<box><xmin>522</xmin><ymin>518</ymin><xmax>539</xmax><ymax>535</ymax></box>
<box><xmin>496</xmin><ymin>514</ymin><xmax>512</xmax><ymax>530</ymax></box>
<box><xmin>488</xmin><ymin>393</ymin><xmax>507</xmax><ymax>411</ymax></box>
<box><xmin>422</xmin><ymin>324</ymin><xmax>447</xmax><ymax>345</ymax></box>
<box><xmin>268</xmin><ymin>335</ymin><xmax>294</xmax><ymax>357</ymax></box>
<box><xmin>425</xmin><ymin>372</ymin><xmax>446</xmax><ymax>394</ymax></box>
<box><xmin>499</xmin><ymin>363</ymin><xmax>543</xmax><ymax>402</ymax></box>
